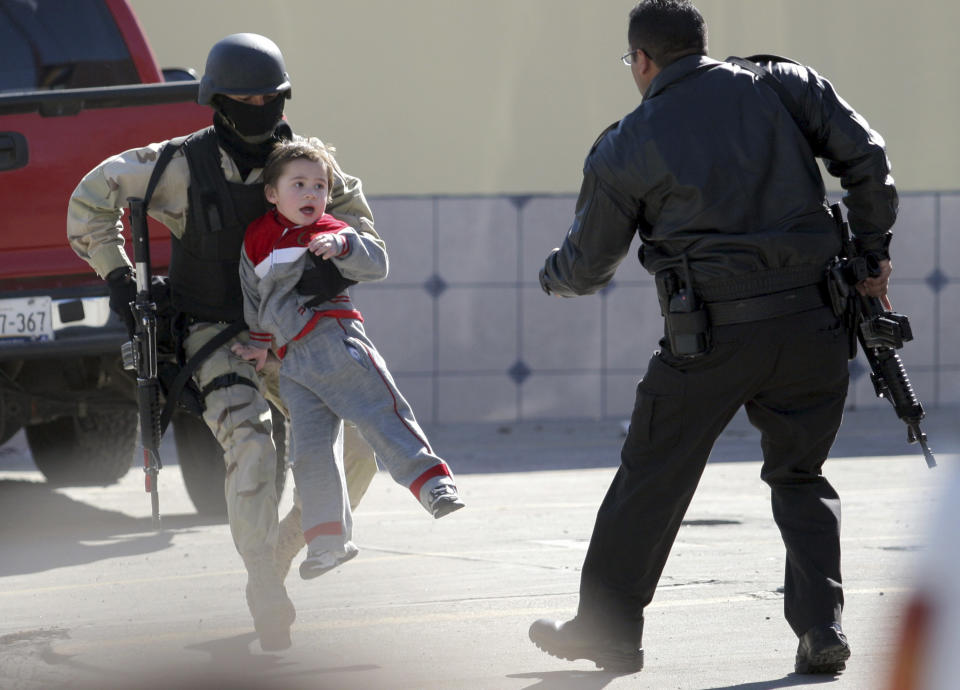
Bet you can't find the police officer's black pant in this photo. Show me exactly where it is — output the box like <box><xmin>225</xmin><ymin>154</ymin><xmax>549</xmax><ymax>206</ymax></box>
<box><xmin>577</xmin><ymin>306</ymin><xmax>849</xmax><ymax>640</ymax></box>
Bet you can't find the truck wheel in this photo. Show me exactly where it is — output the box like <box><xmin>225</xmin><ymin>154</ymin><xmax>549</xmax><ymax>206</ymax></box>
<box><xmin>0</xmin><ymin>421</ymin><xmax>22</xmax><ymax>447</ymax></box>
<box><xmin>26</xmin><ymin>408</ymin><xmax>136</xmax><ymax>486</ymax></box>
<box><xmin>173</xmin><ymin>406</ymin><xmax>287</xmax><ymax>517</ymax></box>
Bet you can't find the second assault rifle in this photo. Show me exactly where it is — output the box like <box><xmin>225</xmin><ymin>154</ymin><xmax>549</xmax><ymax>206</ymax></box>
<box><xmin>120</xmin><ymin>196</ymin><xmax>163</xmax><ymax>527</ymax></box>
<box><xmin>826</xmin><ymin>203</ymin><xmax>936</xmax><ymax>468</ymax></box>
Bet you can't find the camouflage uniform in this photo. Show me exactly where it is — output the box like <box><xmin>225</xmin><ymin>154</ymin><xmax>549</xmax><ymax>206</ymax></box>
<box><xmin>66</xmin><ymin>136</ymin><xmax>378</xmax><ymax>612</ymax></box>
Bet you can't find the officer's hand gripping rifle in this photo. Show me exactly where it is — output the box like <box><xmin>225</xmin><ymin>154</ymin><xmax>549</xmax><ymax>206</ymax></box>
<box><xmin>120</xmin><ymin>196</ymin><xmax>163</xmax><ymax>527</ymax></box>
<box><xmin>828</xmin><ymin>204</ymin><xmax>936</xmax><ymax>468</ymax></box>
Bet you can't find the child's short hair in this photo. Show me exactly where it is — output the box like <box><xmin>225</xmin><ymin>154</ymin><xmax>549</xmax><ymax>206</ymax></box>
<box><xmin>263</xmin><ymin>137</ymin><xmax>338</xmax><ymax>199</ymax></box>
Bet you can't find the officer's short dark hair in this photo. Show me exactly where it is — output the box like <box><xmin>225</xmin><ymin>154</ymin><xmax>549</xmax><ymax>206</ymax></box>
<box><xmin>628</xmin><ymin>0</ymin><xmax>707</xmax><ymax>68</ymax></box>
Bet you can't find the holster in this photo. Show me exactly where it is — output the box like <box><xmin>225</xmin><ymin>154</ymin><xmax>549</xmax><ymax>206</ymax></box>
<box><xmin>656</xmin><ymin>270</ymin><xmax>711</xmax><ymax>358</ymax></box>
<box><xmin>158</xmin><ymin>361</ymin><xmax>205</xmax><ymax>417</ymax></box>
<box><xmin>158</xmin><ymin>310</ymin><xmax>206</xmax><ymax>418</ymax></box>
<box><xmin>824</xmin><ymin>252</ymin><xmax>870</xmax><ymax>360</ymax></box>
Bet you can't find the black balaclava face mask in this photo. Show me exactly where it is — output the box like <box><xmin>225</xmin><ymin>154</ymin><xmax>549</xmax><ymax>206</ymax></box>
<box><xmin>211</xmin><ymin>93</ymin><xmax>292</xmax><ymax>176</ymax></box>
<box><xmin>216</xmin><ymin>94</ymin><xmax>286</xmax><ymax>140</ymax></box>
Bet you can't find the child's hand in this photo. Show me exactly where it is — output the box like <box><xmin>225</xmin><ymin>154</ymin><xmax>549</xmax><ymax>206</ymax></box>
<box><xmin>308</xmin><ymin>232</ymin><xmax>346</xmax><ymax>260</ymax></box>
<box><xmin>231</xmin><ymin>342</ymin><xmax>269</xmax><ymax>372</ymax></box>
<box><xmin>261</xmin><ymin>349</ymin><xmax>281</xmax><ymax>376</ymax></box>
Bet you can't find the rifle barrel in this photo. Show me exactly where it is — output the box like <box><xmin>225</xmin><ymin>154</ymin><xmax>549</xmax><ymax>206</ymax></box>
<box><xmin>911</xmin><ymin>426</ymin><xmax>937</xmax><ymax>468</ymax></box>
<box><xmin>128</xmin><ymin>195</ymin><xmax>164</xmax><ymax>528</ymax></box>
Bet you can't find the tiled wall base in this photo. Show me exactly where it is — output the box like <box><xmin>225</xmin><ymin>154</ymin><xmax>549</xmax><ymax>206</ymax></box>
<box><xmin>355</xmin><ymin>193</ymin><xmax>957</xmax><ymax>423</ymax></box>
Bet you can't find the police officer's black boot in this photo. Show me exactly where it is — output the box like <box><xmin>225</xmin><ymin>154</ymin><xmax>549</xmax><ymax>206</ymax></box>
<box><xmin>528</xmin><ymin>616</ymin><xmax>644</xmax><ymax>673</ymax></box>
<box><xmin>794</xmin><ymin>622</ymin><xmax>850</xmax><ymax>674</ymax></box>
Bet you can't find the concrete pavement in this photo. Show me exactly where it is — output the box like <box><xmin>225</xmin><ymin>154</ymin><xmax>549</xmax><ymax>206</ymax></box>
<box><xmin>0</xmin><ymin>405</ymin><xmax>957</xmax><ymax>689</ymax></box>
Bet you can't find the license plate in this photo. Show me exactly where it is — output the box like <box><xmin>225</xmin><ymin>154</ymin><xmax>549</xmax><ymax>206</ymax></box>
<box><xmin>0</xmin><ymin>296</ymin><xmax>54</xmax><ymax>342</ymax></box>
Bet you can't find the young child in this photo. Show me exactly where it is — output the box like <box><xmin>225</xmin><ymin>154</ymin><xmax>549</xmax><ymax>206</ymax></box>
<box><xmin>232</xmin><ymin>138</ymin><xmax>464</xmax><ymax>579</ymax></box>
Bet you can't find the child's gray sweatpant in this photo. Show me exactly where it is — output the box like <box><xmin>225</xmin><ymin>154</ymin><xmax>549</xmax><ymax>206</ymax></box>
<box><xmin>277</xmin><ymin>316</ymin><xmax>455</xmax><ymax>554</ymax></box>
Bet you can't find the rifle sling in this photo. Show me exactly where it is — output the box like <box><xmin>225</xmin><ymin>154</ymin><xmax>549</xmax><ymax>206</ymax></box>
<box><xmin>142</xmin><ymin>136</ymin><xmax>187</xmax><ymax>207</ymax></box>
<box><xmin>726</xmin><ymin>56</ymin><xmax>818</xmax><ymax>154</ymax></box>
<box><xmin>159</xmin><ymin>320</ymin><xmax>245</xmax><ymax>434</ymax></box>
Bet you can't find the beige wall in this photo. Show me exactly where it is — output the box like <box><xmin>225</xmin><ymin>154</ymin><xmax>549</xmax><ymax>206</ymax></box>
<box><xmin>130</xmin><ymin>0</ymin><xmax>959</xmax><ymax>195</ymax></box>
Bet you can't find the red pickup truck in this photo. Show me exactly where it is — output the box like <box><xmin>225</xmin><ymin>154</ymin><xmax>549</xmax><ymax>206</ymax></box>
<box><xmin>0</xmin><ymin>0</ymin><xmax>224</xmax><ymax>509</ymax></box>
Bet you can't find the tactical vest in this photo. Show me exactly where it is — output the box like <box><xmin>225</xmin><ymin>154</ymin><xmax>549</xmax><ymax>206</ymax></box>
<box><xmin>167</xmin><ymin>127</ymin><xmax>270</xmax><ymax>322</ymax></box>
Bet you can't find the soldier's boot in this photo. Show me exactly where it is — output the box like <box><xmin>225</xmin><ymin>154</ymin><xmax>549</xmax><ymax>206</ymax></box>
<box><xmin>243</xmin><ymin>550</ymin><xmax>296</xmax><ymax>652</ymax></box>
<box><xmin>276</xmin><ymin>502</ymin><xmax>306</xmax><ymax>581</ymax></box>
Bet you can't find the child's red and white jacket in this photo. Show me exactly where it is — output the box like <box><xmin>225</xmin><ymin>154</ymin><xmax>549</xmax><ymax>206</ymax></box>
<box><xmin>239</xmin><ymin>209</ymin><xmax>388</xmax><ymax>355</ymax></box>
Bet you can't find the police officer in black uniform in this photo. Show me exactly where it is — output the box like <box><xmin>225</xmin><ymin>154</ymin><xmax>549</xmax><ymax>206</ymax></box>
<box><xmin>528</xmin><ymin>0</ymin><xmax>897</xmax><ymax>676</ymax></box>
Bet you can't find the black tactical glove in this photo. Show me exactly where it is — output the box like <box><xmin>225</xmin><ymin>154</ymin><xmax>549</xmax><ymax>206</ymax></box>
<box><xmin>296</xmin><ymin>254</ymin><xmax>357</xmax><ymax>307</ymax></box>
<box><xmin>106</xmin><ymin>267</ymin><xmax>137</xmax><ymax>337</ymax></box>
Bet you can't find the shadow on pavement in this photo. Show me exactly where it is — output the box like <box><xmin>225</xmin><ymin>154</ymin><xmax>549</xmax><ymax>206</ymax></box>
<box><xmin>184</xmin><ymin>632</ymin><xmax>298</xmax><ymax>677</ymax></box>
<box><xmin>0</xmin><ymin>627</ymin><xmax>379</xmax><ymax>690</ymax></box>
<box><xmin>703</xmin><ymin>672</ymin><xmax>841</xmax><ymax>689</ymax></box>
<box><xmin>0</xmin><ymin>479</ymin><xmax>224</xmax><ymax>577</ymax></box>
<box><xmin>183</xmin><ymin>632</ymin><xmax>381</xmax><ymax>688</ymax></box>
<box><xmin>507</xmin><ymin>669</ymin><xmax>619</xmax><ymax>689</ymax></box>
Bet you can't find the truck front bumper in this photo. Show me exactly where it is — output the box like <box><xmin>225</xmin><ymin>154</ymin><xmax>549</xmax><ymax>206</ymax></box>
<box><xmin>0</xmin><ymin>295</ymin><xmax>126</xmax><ymax>360</ymax></box>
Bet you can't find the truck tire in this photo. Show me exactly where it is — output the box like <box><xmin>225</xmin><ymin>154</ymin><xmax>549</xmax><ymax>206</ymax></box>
<box><xmin>26</xmin><ymin>408</ymin><xmax>136</xmax><ymax>486</ymax></box>
<box><xmin>0</xmin><ymin>421</ymin><xmax>21</xmax><ymax>447</ymax></box>
<box><xmin>173</xmin><ymin>406</ymin><xmax>287</xmax><ymax>517</ymax></box>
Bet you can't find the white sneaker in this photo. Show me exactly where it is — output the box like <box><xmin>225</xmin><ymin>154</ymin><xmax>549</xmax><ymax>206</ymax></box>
<box><xmin>427</xmin><ymin>483</ymin><xmax>465</xmax><ymax>519</ymax></box>
<box><xmin>299</xmin><ymin>541</ymin><xmax>359</xmax><ymax>580</ymax></box>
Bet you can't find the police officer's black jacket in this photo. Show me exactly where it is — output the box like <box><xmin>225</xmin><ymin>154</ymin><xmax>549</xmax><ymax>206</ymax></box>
<box><xmin>541</xmin><ymin>54</ymin><xmax>898</xmax><ymax>301</ymax></box>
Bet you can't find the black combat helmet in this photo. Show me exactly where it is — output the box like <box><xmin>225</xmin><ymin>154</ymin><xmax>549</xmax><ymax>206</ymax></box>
<box><xmin>198</xmin><ymin>33</ymin><xmax>292</xmax><ymax>105</ymax></box>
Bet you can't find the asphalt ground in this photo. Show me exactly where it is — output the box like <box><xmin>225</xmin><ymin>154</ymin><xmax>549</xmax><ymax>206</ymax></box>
<box><xmin>0</xmin><ymin>405</ymin><xmax>958</xmax><ymax>690</ymax></box>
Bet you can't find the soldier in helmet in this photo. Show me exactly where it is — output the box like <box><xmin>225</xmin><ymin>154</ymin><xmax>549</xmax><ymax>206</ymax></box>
<box><xmin>67</xmin><ymin>33</ymin><xmax>379</xmax><ymax>652</ymax></box>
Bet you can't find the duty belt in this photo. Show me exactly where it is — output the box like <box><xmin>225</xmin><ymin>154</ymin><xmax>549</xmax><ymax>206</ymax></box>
<box><xmin>706</xmin><ymin>283</ymin><xmax>828</xmax><ymax>326</ymax></box>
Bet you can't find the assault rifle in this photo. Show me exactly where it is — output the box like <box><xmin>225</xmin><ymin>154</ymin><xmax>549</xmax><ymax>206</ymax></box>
<box><xmin>827</xmin><ymin>204</ymin><xmax>936</xmax><ymax>468</ymax></box>
<box><xmin>120</xmin><ymin>196</ymin><xmax>163</xmax><ymax>527</ymax></box>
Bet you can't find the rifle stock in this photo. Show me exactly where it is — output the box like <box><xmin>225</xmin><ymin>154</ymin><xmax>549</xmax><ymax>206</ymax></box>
<box><xmin>126</xmin><ymin>196</ymin><xmax>164</xmax><ymax>526</ymax></box>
